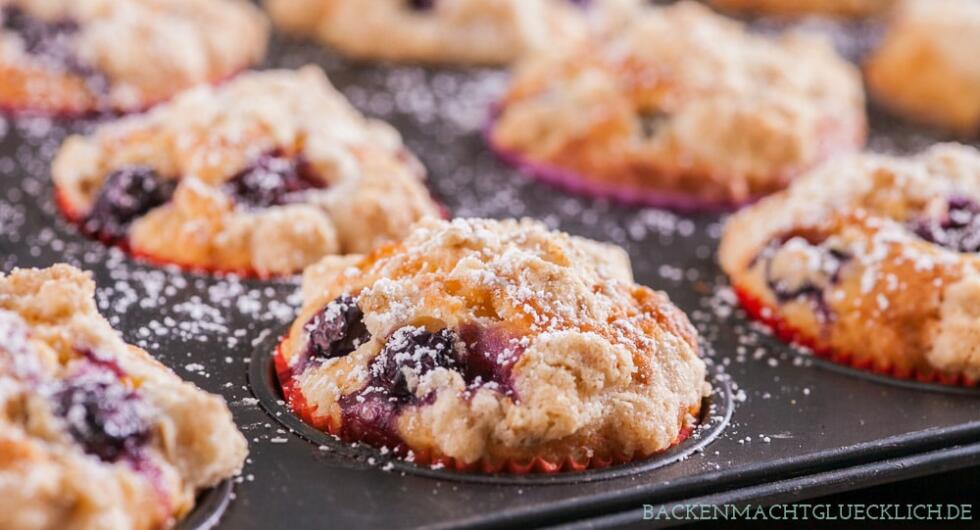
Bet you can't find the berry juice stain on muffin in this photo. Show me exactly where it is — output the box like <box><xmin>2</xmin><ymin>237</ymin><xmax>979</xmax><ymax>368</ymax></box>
<box><xmin>53</xmin><ymin>67</ymin><xmax>441</xmax><ymax>277</ymax></box>
<box><xmin>277</xmin><ymin>218</ymin><xmax>709</xmax><ymax>472</ymax></box>
<box><xmin>488</xmin><ymin>1</ymin><xmax>866</xmax><ymax>210</ymax></box>
<box><xmin>720</xmin><ymin>144</ymin><xmax>980</xmax><ymax>385</ymax></box>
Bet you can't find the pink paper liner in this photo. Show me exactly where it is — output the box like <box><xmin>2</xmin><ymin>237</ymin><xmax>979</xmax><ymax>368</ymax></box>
<box><xmin>734</xmin><ymin>284</ymin><xmax>979</xmax><ymax>388</ymax></box>
<box><xmin>482</xmin><ymin>110</ymin><xmax>762</xmax><ymax>213</ymax></box>
<box><xmin>274</xmin><ymin>340</ymin><xmax>697</xmax><ymax>474</ymax></box>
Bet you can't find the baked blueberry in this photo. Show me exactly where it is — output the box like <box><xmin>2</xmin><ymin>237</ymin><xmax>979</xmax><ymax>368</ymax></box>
<box><xmin>371</xmin><ymin>327</ymin><xmax>458</xmax><ymax>402</ymax></box>
<box><xmin>910</xmin><ymin>197</ymin><xmax>980</xmax><ymax>253</ymax></box>
<box><xmin>52</xmin><ymin>366</ymin><xmax>151</xmax><ymax>463</ymax></box>
<box><xmin>2</xmin><ymin>7</ymin><xmax>77</xmax><ymax>65</ymax></box>
<box><xmin>406</xmin><ymin>0</ymin><xmax>436</xmax><ymax>11</ymax></box>
<box><xmin>82</xmin><ymin>166</ymin><xmax>175</xmax><ymax>243</ymax></box>
<box><xmin>223</xmin><ymin>152</ymin><xmax>325</xmax><ymax>209</ymax></box>
<box><xmin>305</xmin><ymin>295</ymin><xmax>371</xmax><ymax>361</ymax></box>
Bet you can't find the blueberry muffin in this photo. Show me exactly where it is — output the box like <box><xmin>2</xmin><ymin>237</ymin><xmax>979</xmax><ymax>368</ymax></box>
<box><xmin>264</xmin><ymin>0</ymin><xmax>640</xmax><ymax>65</ymax></box>
<box><xmin>0</xmin><ymin>265</ymin><xmax>248</xmax><ymax>530</ymax></box>
<box><xmin>865</xmin><ymin>0</ymin><xmax>980</xmax><ymax>136</ymax></box>
<box><xmin>711</xmin><ymin>0</ymin><xmax>895</xmax><ymax>17</ymax></box>
<box><xmin>488</xmin><ymin>1</ymin><xmax>866</xmax><ymax>210</ymax></box>
<box><xmin>0</xmin><ymin>0</ymin><xmax>267</xmax><ymax>116</ymax></box>
<box><xmin>53</xmin><ymin>66</ymin><xmax>441</xmax><ymax>277</ymax></box>
<box><xmin>720</xmin><ymin>144</ymin><xmax>980</xmax><ymax>385</ymax></box>
<box><xmin>276</xmin><ymin>218</ymin><xmax>709</xmax><ymax>471</ymax></box>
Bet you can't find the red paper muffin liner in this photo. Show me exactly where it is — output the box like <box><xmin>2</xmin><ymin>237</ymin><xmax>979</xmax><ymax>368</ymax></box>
<box><xmin>54</xmin><ymin>186</ymin><xmax>451</xmax><ymax>279</ymax></box>
<box><xmin>733</xmin><ymin>284</ymin><xmax>979</xmax><ymax>388</ymax></box>
<box><xmin>482</xmin><ymin>111</ymin><xmax>761</xmax><ymax>213</ymax></box>
<box><xmin>55</xmin><ymin>186</ymin><xmax>266</xmax><ymax>278</ymax></box>
<box><xmin>273</xmin><ymin>340</ymin><xmax>697</xmax><ymax>474</ymax></box>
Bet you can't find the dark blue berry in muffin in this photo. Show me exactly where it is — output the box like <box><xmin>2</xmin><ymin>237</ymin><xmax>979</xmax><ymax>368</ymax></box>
<box><xmin>406</xmin><ymin>0</ymin><xmax>436</xmax><ymax>11</ymax></box>
<box><xmin>371</xmin><ymin>327</ymin><xmax>458</xmax><ymax>402</ymax></box>
<box><xmin>637</xmin><ymin>110</ymin><xmax>669</xmax><ymax>138</ymax></box>
<box><xmin>306</xmin><ymin>295</ymin><xmax>371</xmax><ymax>362</ymax></box>
<box><xmin>223</xmin><ymin>151</ymin><xmax>325</xmax><ymax>209</ymax></box>
<box><xmin>910</xmin><ymin>196</ymin><xmax>980</xmax><ymax>253</ymax></box>
<box><xmin>83</xmin><ymin>166</ymin><xmax>176</xmax><ymax>243</ymax></box>
<box><xmin>0</xmin><ymin>5</ymin><xmax>105</xmax><ymax>89</ymax></box>
<box><xmin>756</xmin><ymin>232</ymin><xmax>851</xmax><ymax>322</ymax></box>
<box><xmin>51</xmin><ymin>366</ymin><xmax>152</xmax><ymax>463</ymax></box>
<box><xmin>334</xmin><ymin>325</ymin><xmax>524</xmax><ymax>447</ymax></box>
<box><xmin>336</xmin><ymin>326</ymin><xmax>457</xmax><ymax>448</ymax></box>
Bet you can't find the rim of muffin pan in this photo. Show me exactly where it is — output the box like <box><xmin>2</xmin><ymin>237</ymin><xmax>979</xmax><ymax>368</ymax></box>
<box><xmin>247</xmin><ymin>326</ymin><xmax>733</xmax><ymax>485</ymax></box>
<box><xmin>174</xmin><ymin>479</ymin><xmax>234</xmax><ymax>530</ymax></box>
<box><xmin>789</xmin><ymin>351</ymin><xmax>980</xmax><ymax>396</ymax></box>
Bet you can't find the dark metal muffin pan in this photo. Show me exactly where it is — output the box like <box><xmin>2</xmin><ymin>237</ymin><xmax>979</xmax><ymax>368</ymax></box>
<box><xmin>174</xmin><ymin>481</ymin><xmax>234</xmax><ymax>530</ymax></box>
<box><xmin>1</xmin><ymin>5</ymin><xmax>979</xmax><ymax>528</ymax></box>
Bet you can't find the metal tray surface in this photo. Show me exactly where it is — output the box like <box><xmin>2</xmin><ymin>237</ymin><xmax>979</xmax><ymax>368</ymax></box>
<box><xmin>0</xmin><ymin>8</ymin><xmax>978</xmax><ymax>529</ymax></box>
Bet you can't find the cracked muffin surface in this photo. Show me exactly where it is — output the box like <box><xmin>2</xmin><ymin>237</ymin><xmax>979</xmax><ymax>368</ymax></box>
<box><xmin>277</xmin><ymin>217</ymin><xmax>709</xmax><ymax>470</ymax></box>
<box><xmin>865</xmin><ymin>0</ymin><xmax>980</xmax><ymax>136</ymax></box>
<box><xmin>720</xmin><ymin>144</ymin><xmax>980</xmax><ymax>384</ymax></box>
<box><xmin>53</xmin><ymin>66</ymin><xmax>441</xmax><ymax>277</ymax></box>
<box><xmin>264</xmin><ymin>0</ymin><xmax>641</xmax><ymax>65</ymax></box>
<box><xmin>488</xmin><ymin>1</ymin><xmax>866</xmax><ymax>209</ymax></box>
<box><xmin>0</xmin><ymin>265</ymin><xmax>248</xmax><ymax>530</ymax></box>
<box><xmin>0</xmin><ymin>0</ymin><xmax>267</xmax><ymax>114</ymax></box>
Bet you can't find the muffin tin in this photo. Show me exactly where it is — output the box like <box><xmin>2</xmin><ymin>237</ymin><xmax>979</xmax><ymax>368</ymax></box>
<box><xmin>1</xmin><ymin>6</ymin><xmax>979</xmax><ymax>529</ymax></box>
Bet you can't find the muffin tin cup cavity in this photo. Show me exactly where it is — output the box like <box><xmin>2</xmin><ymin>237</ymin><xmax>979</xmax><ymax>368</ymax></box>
<box><xmin>248</xmin><ymin>329</ymin><xmax>733</xmax><ymax>485</ymax></box>
<box><xmin>174</xmin><ymin>480</ymin><xmax>234</xmax><ymax>530</ymax></box>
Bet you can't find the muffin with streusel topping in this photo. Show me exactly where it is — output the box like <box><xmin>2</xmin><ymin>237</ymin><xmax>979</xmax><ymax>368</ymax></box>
<box><xmin>53</xmin><ymin>66</ymin><xmax>441</xmax><ymax>277</ymax></box>
<box><xmin>720</xmin><ymin>144</ymin><xmax>980</xmax><ymax>385</ymax></box>
<box><xmin>0</xmin><ymin>265</ymin><xmax>248</xmax><ymax>530</ymax></box>
<box><xmin>488</xmin><ymin>1</ymin><xmax>866</xmax><ymax>210</ymax></box>
<box><xmin>0</xmin><ymin>0</ymin><xmax>267</xmax><ymax>115</ymax></box>
<box><xmin>276</xmin><ymin>217</ymin><xmax>709</xmax><ymax>472</ymax></box>
<box><xmin>865</xmin><ymin>0</ymin><xmax>980</xmax><ymax>136</ymax></box>
<box><xmin>264</xmin><ymin>0</ymin><xmax>640</xmax><ymax>65</ymax></box>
